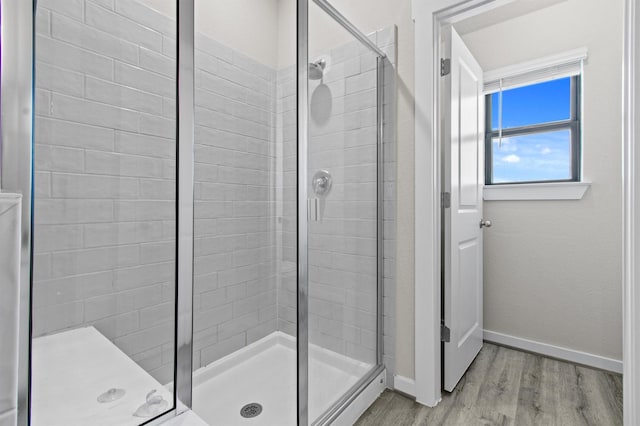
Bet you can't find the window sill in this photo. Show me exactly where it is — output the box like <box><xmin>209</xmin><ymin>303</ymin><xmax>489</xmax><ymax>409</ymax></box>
<box><xmin>483</xmin><ymin>181</ymin><xmax>591</xmax><ymax>201</ymax></box>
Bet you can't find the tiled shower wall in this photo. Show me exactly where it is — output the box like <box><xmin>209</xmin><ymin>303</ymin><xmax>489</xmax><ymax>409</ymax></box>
<box><xmin>32</xmin><ymin>0</ymin><xmax>397</xmax><ymax>386</ymax></box>
<box><xmin>191</xmin><ymin>34</ymin><xmax>278</xmax><ymax>370</ymax></box>
<box><xmin>32</xmin><ymin>0</ymin><xmax>279</xmax><ymax>382</ymax></box>
<box><xmin>33</xmin><ymin>0</ymin><xmax>179</xmax><ymax>383</ymax></box>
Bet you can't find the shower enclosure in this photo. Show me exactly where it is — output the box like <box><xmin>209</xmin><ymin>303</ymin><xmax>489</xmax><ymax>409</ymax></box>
<box><xmin>1</xmin><ymin>0</ymin><xmax>396</xmax><ymax>424</ymax></box>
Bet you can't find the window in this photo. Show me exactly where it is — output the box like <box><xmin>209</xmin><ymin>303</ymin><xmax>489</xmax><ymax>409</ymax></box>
<box><xmin>485</xmin><ymin>75</ymin><xmax>581</xmax><ymax>185</ymax></box>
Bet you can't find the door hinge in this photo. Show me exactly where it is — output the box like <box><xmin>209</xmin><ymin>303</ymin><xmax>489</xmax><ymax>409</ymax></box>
<box><xmin>441</xmin><ymin>323</ymin><xmax>451</xmax><ymax>343</ymax></box>
<box><xmin>441</xmin><ymin>192</ymin><xmax>451</xmax><ymax>209</ymax></box>
<box><xmin>441</xmin><ymin>58</ymin><xmax>451</xmax><ymax>76</ymax></box>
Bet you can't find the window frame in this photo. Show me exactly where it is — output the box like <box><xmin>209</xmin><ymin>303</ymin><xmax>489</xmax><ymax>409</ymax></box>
<box><xmin>484</xmin><ymin>75</ymin><xmax>582</xmax><ymax>185</ymax></box>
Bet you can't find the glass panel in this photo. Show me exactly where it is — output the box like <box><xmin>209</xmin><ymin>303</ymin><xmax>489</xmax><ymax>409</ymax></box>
<box><xmin>31</xmin><ymin>1</ymin><xmax>177</xmax><ymax>425</ymax></box>
<box><xmin>491</xmin><ymin>129</ymin><xmax>572</xmax><ymax>183</ymax></box>
<box><xmin>190</xmin><ymin>1</ymin><xmax>296</xmax><ymax>425</ymax></box>
<box><xmin>308</xmin><ymin>3</ymin><xmax>379</xmax><ymax>423</ymax></box>
<box><xmin>491</xmin><ymin>77</ymin><xmax>572</xmax><ymax>130</ymax></box>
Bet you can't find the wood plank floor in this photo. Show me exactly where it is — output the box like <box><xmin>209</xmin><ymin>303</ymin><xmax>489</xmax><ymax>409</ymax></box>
<box><xmin>355</xmin><ymin>343</ymin><xmax>622</xmax><ymax>426</ymax></box>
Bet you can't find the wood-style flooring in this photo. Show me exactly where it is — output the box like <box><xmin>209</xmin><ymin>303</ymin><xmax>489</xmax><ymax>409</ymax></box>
<box><xmin>355</xmin><ymin>343</ymin><xmax>622</xmax><ymax>426</ymax></box>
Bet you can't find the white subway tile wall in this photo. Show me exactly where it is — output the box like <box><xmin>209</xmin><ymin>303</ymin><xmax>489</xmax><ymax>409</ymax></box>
<box><xmin>32</xmin><ymin>0</ymin><xmax>397</xmax><ymax>388</ymax></box>
<box><xmin>192</xmin><ymin>32</ymin><xmax>278</xmax><ymax>369</ymax></box>
<box><xmin>33</xmin><ymin>0</ymin><xmax>178</xmax><ymax>384</ymax></box>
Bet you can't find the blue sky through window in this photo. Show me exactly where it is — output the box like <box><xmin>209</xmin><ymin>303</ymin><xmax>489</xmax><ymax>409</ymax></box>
<box><xmin>492</xmin><ymin>130</ymin><xmax>571</xmax><ymax>183</ymax></box>
<box><xmin>490</xmin><ymin>77</ymin><xmax>573</xmax><ymax>183</ymax></box>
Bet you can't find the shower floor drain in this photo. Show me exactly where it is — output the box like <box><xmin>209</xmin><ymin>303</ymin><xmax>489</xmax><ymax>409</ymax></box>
<box><xmin>240</xmin><ymin>403</ymin><xmax>263</xmax><ymax>418</ymax></box>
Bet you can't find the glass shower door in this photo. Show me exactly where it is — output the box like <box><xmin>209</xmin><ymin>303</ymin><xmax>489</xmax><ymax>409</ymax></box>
<box><xmin>305</xmin><ymin>1</ymin><xmax>383</xmax><ymax>423</ymax></box>
<box><xmin>30</xmin><ymin>1</ymin><xmax>178</xmax><ymax>425</ymax></box>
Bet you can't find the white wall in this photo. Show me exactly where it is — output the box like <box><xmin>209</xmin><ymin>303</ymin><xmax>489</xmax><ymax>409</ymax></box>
<box><xmin>277</xmin><ymin>0</ymin><xmax>391</xmax><ymax>67</ymax></box>
<box><xmin>628</xmin><ymin>1</ymin><xmax>640</xmax><ymax>422</ymax></box>
<box><xmin>140</xmin><ymin>0</ymin><xmax>281</xmax><ymax>68</ymax></box>
<box><xmin>460</xmin><ymin>0</ymin><xmax>624</xmax><ymax>360</ymax></box>
<box><xmin>276</xmin><ymin>0</ymin><xmax>296</xmax><ymax>69</ymax></box>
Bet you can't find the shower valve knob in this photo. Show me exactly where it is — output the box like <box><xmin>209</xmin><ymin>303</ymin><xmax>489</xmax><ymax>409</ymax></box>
<box><xmin>312</xmin><ymin>170</ymin><xmax>333</xmax><ymax>197</ymax></box>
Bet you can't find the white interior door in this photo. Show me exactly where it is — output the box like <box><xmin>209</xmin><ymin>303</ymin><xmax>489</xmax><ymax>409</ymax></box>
<box><xmin>442</xmin><ymin>26</ymin><xmax>485</xmax><ymax>392</ymax></box>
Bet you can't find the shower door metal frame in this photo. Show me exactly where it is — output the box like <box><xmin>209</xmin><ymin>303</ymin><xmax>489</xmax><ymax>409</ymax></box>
<box><xmin>311</xmin><ymin>0</ymin><xmax>386</xmax><ymax>57</ymax></box>
<box><xmin>175</xmin><ymin>0</ymin><xmax>196</xmax><ymax>416</ymax></box>
<box><xmin>302</xmin><ymin>1</ymin><xmax>388</xmax><ymax>424</ymax></box>
<box><xmin>297</xmin><ymin>0</ymin><xmax>310</xmax><ymax>424</ymax></box>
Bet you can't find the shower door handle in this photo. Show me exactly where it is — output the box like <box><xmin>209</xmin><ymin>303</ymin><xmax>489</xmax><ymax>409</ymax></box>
<box><xmin>308</xmin><ymin>198</ymin><xmax>319</xmax><ymax>222</ymax></box>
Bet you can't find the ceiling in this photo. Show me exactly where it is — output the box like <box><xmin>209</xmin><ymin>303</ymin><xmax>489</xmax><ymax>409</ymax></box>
<box><xmin>454</xmin><ymin>0</ymin><xmax>568</xmax><ymax>35</ymax></box>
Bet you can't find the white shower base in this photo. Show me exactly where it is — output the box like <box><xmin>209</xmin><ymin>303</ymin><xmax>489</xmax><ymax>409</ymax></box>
<box><xmin>31</xmin><ymin>328</ymin><xmax>381</xmax><ymax>426</ymax></box>
<box><xmin>32</xmin><ymin>327</ymin><xmax>172</xmax><ymax>426</ymax></box>
<box><xmin>192</xmin><ymin>332</ymin><xmax>375</xmax><ymax>426</ymax></box>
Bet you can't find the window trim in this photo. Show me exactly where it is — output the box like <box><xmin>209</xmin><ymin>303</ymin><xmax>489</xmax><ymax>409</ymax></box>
<box><xmin>483</xmin><ymin>181</ymin><xmax>591</xmax><ymax>201</ymax></box>
<box><xmin>484</xmin><ymin>75</ymin><xmax>582</xmax><ymax>185</ymax></box>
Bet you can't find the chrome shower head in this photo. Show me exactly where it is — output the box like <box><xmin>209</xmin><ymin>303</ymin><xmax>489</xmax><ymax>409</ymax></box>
<box><xmin>308</xmin><ymin>59</ymin><xmax>326</xmax><ymax>80</ymax></box>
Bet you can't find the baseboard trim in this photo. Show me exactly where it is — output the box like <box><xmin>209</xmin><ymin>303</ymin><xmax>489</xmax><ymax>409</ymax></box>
<box><xmin>484</xmin><ymin>330</ymin><xmax>623</xmax><ymax>374</ymax></box>
<box><xmin>393</xmin><ymin>375</ymin><xmax>416</xmax><ymax>397</ymax></box>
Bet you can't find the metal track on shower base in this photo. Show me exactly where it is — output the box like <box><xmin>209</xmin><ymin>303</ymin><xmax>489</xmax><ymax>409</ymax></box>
<box><xmin>313</xmin><ymin>364</ymin><xmax>386</xmax><ymax>426</ymax></box>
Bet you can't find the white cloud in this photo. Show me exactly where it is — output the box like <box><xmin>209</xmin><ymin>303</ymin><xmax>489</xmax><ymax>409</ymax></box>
<box><xmin>541</xmin><ymin>147</ymin><xmax>552</xmax><ymax>155</ymax></box>
<box><xmin>501</xmin><ymin>154</ymin><xmax>521</xmax><ymax>163</ymax></box>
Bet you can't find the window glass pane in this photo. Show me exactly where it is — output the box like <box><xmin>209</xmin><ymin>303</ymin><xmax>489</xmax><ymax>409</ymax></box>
<box><xmin>491</xmin><ymin>77</ymin><xmax>572</xmax><ymax>130</ymax></box>
<box><xmin>491</xmin><ymin>129</ymin><xmax>572</xmax><ymax>183</ymax></box>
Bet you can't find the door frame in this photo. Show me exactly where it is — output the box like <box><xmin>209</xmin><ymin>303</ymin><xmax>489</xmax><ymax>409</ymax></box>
<box><xmin>412</xmin><ymin>2</ymin><xmax>638</xmax><ymax>425</ymax></box>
